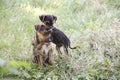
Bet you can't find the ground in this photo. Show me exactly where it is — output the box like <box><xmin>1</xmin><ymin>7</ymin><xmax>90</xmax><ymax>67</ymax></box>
<box><xmin>0</xmin><ymin>0</ymin><xmax>120</xmax><ymax>80</ymax></box>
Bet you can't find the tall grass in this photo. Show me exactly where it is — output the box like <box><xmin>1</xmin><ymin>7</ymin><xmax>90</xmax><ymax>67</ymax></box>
<box><xmin>0</xmin><ymin>0</ymin><xmax>120</xmax><ymax>79</ymax></box>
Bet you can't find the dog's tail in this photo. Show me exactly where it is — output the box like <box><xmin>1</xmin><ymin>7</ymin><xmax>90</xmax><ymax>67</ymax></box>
<box><xmin>68</xmin><ymin>43</ymin><xmax>80</xmax><ymax>49</ymax></box>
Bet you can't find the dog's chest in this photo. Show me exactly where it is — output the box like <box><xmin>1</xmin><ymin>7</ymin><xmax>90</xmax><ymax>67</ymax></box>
<box><xmin>41</xmin><ymin>43</ymin><xmax>51</xmax><ymax>55</ymax></box>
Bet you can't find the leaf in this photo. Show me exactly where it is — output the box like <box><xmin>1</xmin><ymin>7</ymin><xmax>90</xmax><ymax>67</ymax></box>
<box><xmin>23</xmin><ymin>70</ymin><xmax>31</xmax><ymax>78</ymax></box>
<box><xmin>36</xmin><ymin>72</ymin><xmax>42</xmax><ymax>79</ymax></box>
<box><xmin>10</xmin><ymin>60</ymin><xmax>31</xmax><ymax>67</ymax></box>
<box><xmin>51</xmin><ymin>73</ymin><xmax>55</xmax><ymax>77</ymax></box>
<box><xmin>8</xmin><ymin>68</ymin><xmax>20</xmax><ymax>75</ymax></box>
<box><xmin>0</xmin><ymin>67</ymin><xmax>8</xmax><ymax>74</ymax></box>
<box><xmin>105</xmin><ymin>60</ymin><xmax>110</xmax><ymax>65</ymax></box>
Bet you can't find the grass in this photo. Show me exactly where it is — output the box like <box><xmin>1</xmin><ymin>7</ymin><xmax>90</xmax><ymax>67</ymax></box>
<box><xmin>0</xmin><ymin>0</ymin><xmax>120</xmax><ymax>79</ymax></box>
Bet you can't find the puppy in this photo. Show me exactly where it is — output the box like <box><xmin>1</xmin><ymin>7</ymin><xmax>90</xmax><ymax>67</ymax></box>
<box><xmin>39</xmin><ymin>15</ymin><xmax>77</xmax><ymax>57</ymax></box>
<box><xmin>32</xmin><ymin>24</ymin><xmax>54</xmax><ymax>66</ymax></box>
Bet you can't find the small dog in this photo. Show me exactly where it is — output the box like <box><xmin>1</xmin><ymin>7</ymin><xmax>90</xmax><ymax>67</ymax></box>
<box><xmin>39</xmin><ymin>15</ymin><xmax>77</xmax><ymax>57</ymax></box>
<box><xmin>32</xmin><ymin>24</ymin><xmax>54</xmax><ymax>66</ymax></box>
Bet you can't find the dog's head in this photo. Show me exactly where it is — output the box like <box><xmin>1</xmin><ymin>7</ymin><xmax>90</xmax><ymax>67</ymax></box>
<box><xmin>34</xmin><ymin>24</ymin><xmax>53</xmax><ymax>42</ymax></box>
<box><xmin>39</xmin><ymin>15</ymin><xmax>57</xmax><ymax>26</ymax></box>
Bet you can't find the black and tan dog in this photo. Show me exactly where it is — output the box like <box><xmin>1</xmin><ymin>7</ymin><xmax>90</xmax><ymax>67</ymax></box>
<box><xmin>39</xmin><ymin>15</ymin><xmax>78</xmax><ymax>57</ymax></box>
<box><xmin>32</xmin><ymin>24</ymin><xmax>54</xmax><ymax>66</ymax></box>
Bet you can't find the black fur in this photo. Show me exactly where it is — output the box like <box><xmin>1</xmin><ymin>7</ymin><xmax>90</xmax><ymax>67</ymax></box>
<box><xmin>52</xmin><ymin>27</ymin><xmax>69</xmax><ymax>47</ymax></box>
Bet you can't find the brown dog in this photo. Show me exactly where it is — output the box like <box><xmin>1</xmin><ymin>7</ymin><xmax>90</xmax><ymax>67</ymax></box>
<box><xmin>32</xmin><ymin>24</ymin><xmax>54</xmax><ymax>66</ymax></box>
<box><xmin>39</xmin><ymin>15</ymin><xmax>78</xmax><ymax>57</ymax></box>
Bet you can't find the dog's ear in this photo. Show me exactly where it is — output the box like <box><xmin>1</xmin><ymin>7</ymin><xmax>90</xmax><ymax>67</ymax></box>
<box><xmin>39</xmin><ymin>15</ymin><xmax>46</xmax><ymax>22</ymax></box>
<box><xmin>53</xmin><ymin>15</ymin><xmax>57</xmax><ymax>21</ymax></box>
<box><xmin>35</xmin><ymin>25</ymin><xmax>41</xmax><ymax>31</ymax></box>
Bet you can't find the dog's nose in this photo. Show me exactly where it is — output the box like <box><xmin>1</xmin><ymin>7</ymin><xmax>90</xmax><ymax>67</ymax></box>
<box><xmin>46</xmin><ymin>21</ymin><xmax>50</xmax><ymax>24</ymax></box>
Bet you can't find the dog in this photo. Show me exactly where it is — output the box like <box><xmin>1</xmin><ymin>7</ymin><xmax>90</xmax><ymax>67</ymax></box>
<box><xmin>32</xmin><ymin>24</ymin><xmax>54</xmax><ymax>66</ymax></box>
<box><xmin>39</xmin><ymin>15</ymin><xmax>78</xmax><ymax>57</ymax></box>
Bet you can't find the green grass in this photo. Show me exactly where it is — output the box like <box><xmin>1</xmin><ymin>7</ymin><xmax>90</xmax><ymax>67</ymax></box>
<box><xmin>0</xmin><ymin>0</ymin><xmax>120</xmax><ymax>79</ymax></box>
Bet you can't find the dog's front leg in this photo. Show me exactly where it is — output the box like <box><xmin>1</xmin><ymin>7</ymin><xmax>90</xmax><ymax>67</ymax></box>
<box><xmin>48</xmin><ymin>49</ymin><xmax>54</xmax><ymax>65</ymax></box>
<box><xmin>38</xmin><ymin>55</ymin><xmax>43</xmax><ymax>66</ymax></box>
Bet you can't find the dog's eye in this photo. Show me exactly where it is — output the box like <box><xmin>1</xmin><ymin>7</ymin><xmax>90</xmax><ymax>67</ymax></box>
<box><xmin>40</xmin><ymin>27</ymin><xmax>45</xmax><ymax>31</ymax></box>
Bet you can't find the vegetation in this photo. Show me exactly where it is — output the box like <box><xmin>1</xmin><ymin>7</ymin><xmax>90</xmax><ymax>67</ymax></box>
<box><xmin>0</xmin><ymin>0</ymin><xmax>120</xmax><ymax>79</ymax></box>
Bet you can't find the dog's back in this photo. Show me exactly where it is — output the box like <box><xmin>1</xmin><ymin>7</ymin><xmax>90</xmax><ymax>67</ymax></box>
<box><xmin>52</xmin><ymin>27</ymin><xmax>70</xmax><ymax>47</ymax></box>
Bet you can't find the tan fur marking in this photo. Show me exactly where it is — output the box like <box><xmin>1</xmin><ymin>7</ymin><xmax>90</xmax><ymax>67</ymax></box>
<box><xmin>37</xmin><ymin>32</ymin><xmax>44</xmax><ymax>40</ymax></box>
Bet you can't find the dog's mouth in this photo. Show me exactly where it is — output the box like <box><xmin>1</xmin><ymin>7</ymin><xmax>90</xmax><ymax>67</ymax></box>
<box><xmin>44</xmin><ymin>21</ymin><xmax>50</xmax><ymax>25</ymax></box>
